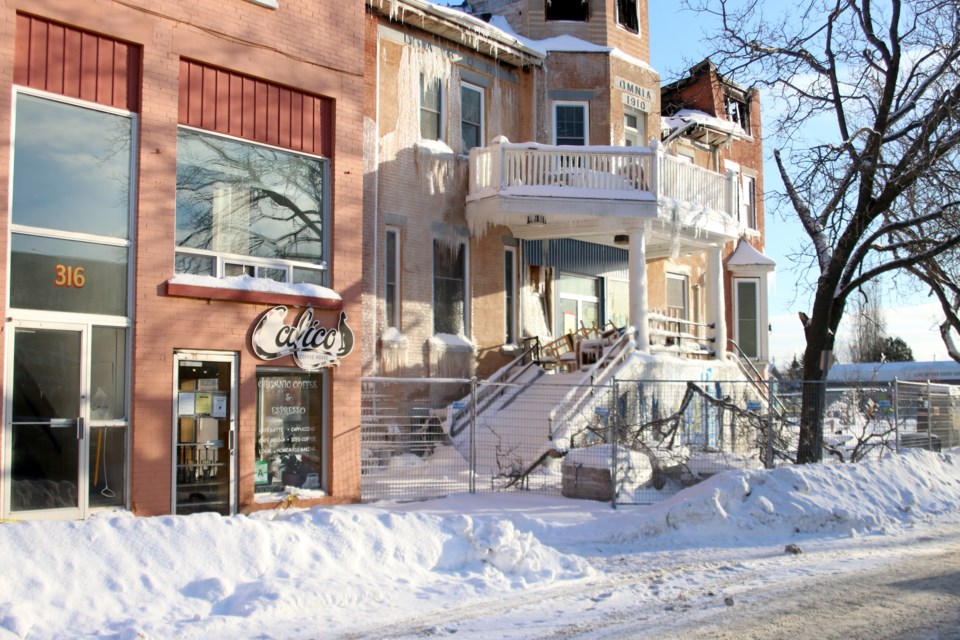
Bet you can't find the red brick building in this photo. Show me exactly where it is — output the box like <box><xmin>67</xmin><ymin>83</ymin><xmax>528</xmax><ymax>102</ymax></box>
<box><xmin>0</xmin><ymin>0</ymin><xmax>364</xmax><ymax>520</ymax></box>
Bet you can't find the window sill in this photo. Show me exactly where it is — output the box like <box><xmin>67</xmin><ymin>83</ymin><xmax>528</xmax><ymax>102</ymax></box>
<box><xmin>245</xmin><ymin>0</ymin><xmax>278</xmax><ymax>8</ymax></box>
<box><xmin>165</xmin><ymin>276</ymin><xmax>342</xmax><ymax>310</ymax></box>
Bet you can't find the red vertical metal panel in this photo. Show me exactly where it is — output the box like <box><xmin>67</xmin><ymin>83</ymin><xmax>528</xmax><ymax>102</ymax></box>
<box><xmin>290</xmin><ymin>92</ymin><xmax>303</xmax><ymax>152</ymax></box>
<box><xmin>278</xmin><ymin>87</ymin><xmax>291</xmax><ymax>150</ymax></box>
<box><xmin>62</xmin><ymin>28</ymin><xmax>81</xmax><ymax>98</ymax></box>
<box><xmin>241</xmin><ymin>76</ymin><xmax>256</xmax><ymax>141</ymax></box>
<box><xmin>228</xmin><ymin>74</ymin><xmax>243</xmax><ymax>135</ymax></box>
<box><xmin>14</xmin><ymin>15</ymin><xmax>30</xmax><ymax>86</ymax></box>
<box><xmin>78</xmin><ymin>32</ymin><xmax>99</xmax><ymax>104</ymax></box>
<box><xmin>178</xmin><ymin>59</ymin><xmax>331</xmax><ymax>157</ymax></box>
<box><xmin>177</xmin><ymin>59</ymin><xmax>190</xmax><ymax>127</ymax></box>
<box><xmin>45</xmin><ymin>22</ymin><xmax>65</xmax><ymax>96</ymax></box>
<box><xmin>14</xmin><ymin>14</ymin><xmax>140</xmax><ymax>112</ymax></box>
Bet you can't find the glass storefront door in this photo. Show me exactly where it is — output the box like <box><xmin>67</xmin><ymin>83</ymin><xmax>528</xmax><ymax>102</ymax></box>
<box><xmin>173</xmin><ymin>352</ymin><xmax>237</xmax><ymax>515</ymax></box>
<box><xmin>6</xmin><ymin>324</ymin><xmax>85</xmax><ymax>518</ymax></box>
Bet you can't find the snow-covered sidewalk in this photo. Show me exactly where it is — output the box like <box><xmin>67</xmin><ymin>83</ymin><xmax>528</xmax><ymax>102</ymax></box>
<box><xmin>1</xmin><ymin>449</ymin><xmax>958</xmax><ymax>639</ymax></box>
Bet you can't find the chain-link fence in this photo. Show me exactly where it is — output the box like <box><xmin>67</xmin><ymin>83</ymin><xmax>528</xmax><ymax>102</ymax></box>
<box><xmin>361</xmin><ymin>375</ymin><xmax>960</xmax><ymax>505</ymax></box>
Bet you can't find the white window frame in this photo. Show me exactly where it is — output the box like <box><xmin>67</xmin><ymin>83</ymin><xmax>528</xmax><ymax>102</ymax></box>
<box><xmin>552</xmin><ymin>101</ymin><xmax>589</xmax><ymax>146</ymax></box>
<box><xmin>742</xmin><ymin>172</ymin><xmax>758</xmax><ymax>229</ymax></box>
<box><xmin>666</xmin><ymin>273</ymin><xmax>689</xmax><ymax>320</ymax></box>
<box><xmin>504</xmin><ymin>246</ymin><xmax>517</xmax><ymax>345</ymax></box>
<box><xmin>432</xmin><ymin>239</ymin><xmax>470</xmax><ymax>336</ymax></box>
<box><xmin>733</xmin><ymin>277</ymin><xmax>763</xmax><ymax>360</ymax></box>
<box><xmin>623</xmin><ymin>110</ymin><xmax>645</xmax><ymax>147</ymax></box>
<box><xmin>174</xmin><ymin>125</ymin><xmax>330</xmax><ymax>286</ymax></box>
<box><xmin>460</xmin><ymin>82</ymin><xmax>485</xmax><ymax>151</ymax></box>
<box><xmin>385</xmin><ymin>227</ymin><xmax>401</xmax><ymax>330</ymax></box>
<box><xmin>420</xmin><ymin>75</ymin><xmax>444</xmax><ymax>142</ymax></box>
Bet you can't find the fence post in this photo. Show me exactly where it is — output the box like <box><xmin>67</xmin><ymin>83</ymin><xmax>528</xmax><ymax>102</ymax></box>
<box><xmin>893</xmin><ymin>378</ymin><xmax>900</xmax><ymax>453</ymax></box>
<box><xmin>926</xmin><ymin>380</ymin><xmax>933</xmax><ymax>451</ymax></box>
<box><xmin>469</xmin><ymin>376</ymin><xmax>477</xmax><ymax>494</ymax></box>
<box><xmin>610</xmin><ymin>380</ymin><xmax>619</xmax><ymax>510</ymax></box>
<box><xmin>766</xmin><ymin>379</ymin><xmax>775</xmax><ymax>469</ymax></box>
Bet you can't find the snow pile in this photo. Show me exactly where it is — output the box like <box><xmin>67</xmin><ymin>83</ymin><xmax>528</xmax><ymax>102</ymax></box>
<box><xmin>0</xmin><ymin>450</ymin><xmax>958</xmax><ymax>638</ymax></box>
<box><xmin>0</xmin><ymin>507</ymin><xmax>588</xmax><ymax>639</ymax></box>
<box><xmin>168</xmin><ymin>274</ymin><xmax>339</xmax><ymax>300</ymax></box>
<box><xmin>642</xmin><ymin>449</ymin><xmax>960</xmax><ymax>542</ymax></box>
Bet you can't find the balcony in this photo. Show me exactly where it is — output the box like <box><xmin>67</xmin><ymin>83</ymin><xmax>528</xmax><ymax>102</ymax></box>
<box><xmin>466</xmin><ymin>139</ymin><xmax>743</xmax><ymax>254</ymax></box>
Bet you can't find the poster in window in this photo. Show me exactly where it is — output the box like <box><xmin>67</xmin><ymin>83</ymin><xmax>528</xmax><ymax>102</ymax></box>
<box><xmin>256</xmin><ymin>372</ymin><xmax>323</xmax><ymax>495</ymax></box>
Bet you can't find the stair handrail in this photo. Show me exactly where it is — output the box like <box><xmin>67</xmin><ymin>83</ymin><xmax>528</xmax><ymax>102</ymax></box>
<box><xmin>547</xmin><ymin>327</ymin><xmax>636</xmax><ymax>441</ymax></box>
<box><xmin>446</xmin><ymin>340</ymin><xmax>543</xmax><ymax>438</ymax></box>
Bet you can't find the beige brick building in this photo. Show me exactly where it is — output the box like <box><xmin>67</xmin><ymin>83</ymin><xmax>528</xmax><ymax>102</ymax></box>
<box><xmin>363</xmin><ymin>0</ymin><xmax>773</xmax><ymax>389</ymax></box>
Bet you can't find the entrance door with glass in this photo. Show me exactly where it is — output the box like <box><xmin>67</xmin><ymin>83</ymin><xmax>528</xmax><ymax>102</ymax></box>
<box><xmin>173</xmin><ymin>352</ymin><xmax>237</xmax><ymax>515</ymax></box>
<box><xmin>4</xmin><ymin>322</ymin><xmax>129</xmax><ymax>520</ymax></box>
<box><xmin>558</xmin><ymin>273</ymin><xmax>601</xmax><ymax>336</ymax></box>
<box><xmin>6</xmin><ymin>324</ymin><xmax>85</xmax><ymax>519</ymax></box>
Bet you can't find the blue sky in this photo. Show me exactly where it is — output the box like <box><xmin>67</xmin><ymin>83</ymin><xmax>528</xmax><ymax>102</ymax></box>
<box><xmin>648</xmin><ymin>2</ymin><xmax>950</xmax><ymax>363</ymax></box>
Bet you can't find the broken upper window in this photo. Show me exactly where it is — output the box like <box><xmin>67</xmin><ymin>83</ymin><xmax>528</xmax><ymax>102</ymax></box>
<box><xmin>545</xmin><ymin>0</ymin><xmax>589</xmax><ymax>22</ymax></box>
<box><xmin>724</xmin><ymin>95</ymin><xmax>751</xmax><ymax>132</ymax></box>
<box><xmin>616</xmin><ymin>0</ymin><xmax>639</xmax><ymax>34</ymax></box>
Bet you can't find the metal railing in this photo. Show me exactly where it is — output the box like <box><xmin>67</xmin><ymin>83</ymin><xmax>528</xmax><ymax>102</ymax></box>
<box><xmin>360</xmin><ymin>375</ymin><xmax>960</xmax><ymax>505</ymax></box>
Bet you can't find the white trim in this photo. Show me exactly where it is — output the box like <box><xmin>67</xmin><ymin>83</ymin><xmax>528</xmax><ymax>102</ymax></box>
<box><xmin>733</xmin><ymin>276</ymin><xmax>767</xmax><ymax>360</ymax></box>
<box><xmin>460</xmin><ymin>82</ymin><xmax>485</xmax><ymax>151</ymax></box>
<box><xmin>419</xmin><ymin>75</ymin><xmax>445</xmax><ymax>142</ymax></box>
<box><xmin>171</xmin><ymin>350</ymin><xmax>239</xmax><ymax>516</ymax></box>
<box><xmin>552</xmin><ymin>101</ymin><xmax>590</xmax><ymax>146</ymax></box>
<box><xmin>385</xmin><ymin>226</ymin><xmax>401</xmax><ymax>330</ymax></box>
<box><xmin>504</xmin><ymin>245</ymin><xmax>517</xmax><ymax>344</ymax></box>
<box><xmin>431</xmin><ymin>238</ymin><xmax>470</xmax><ymax>337</ymax></box>
<box><xmin>245</xmin><ymin>0</ymin><xmax>279</xmax><ymax>7</ymax></box>
<box><xmin>8</xmin><ymin>89</ymin><xmax>139</xmax><ymax>320</ymax></box>
<box><xmin>175</xmin><ymin>126</ymin><xmax>331</xmax><ymax>285</ymax></box>
<box><xmin>2</xmin><ymin>321</ymin><xmax>96</xmax><ymax>520</ymax></box>
<box><xmin>666</xmin><ymin>272</ymin><xmax>689</xmax><ymax>319</ymax></box>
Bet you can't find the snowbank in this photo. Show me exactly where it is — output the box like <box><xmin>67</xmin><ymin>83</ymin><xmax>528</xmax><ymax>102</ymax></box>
<box><xmin>1</xmin><ymin>449</ymin><xmax>958</xmax><ymax>639</ymax></box>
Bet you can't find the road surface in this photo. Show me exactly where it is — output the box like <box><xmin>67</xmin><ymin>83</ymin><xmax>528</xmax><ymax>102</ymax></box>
<box><xmin>341</xmin><ymin>522</ymin><xmax>960</xmax><ymax>639</ymax></box>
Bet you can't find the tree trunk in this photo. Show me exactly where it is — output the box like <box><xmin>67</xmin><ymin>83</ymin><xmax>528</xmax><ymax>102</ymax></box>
<box><xmin>796</xmin><ymin>289</ymin><xmax>843</xmax><ymax>464</ymax></box>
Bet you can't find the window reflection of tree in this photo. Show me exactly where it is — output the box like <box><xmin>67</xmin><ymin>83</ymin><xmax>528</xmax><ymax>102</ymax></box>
<box><xmin>176</xmin><ymin>131</ymin><xmax>326</xmax><ymax>265</ymax></box>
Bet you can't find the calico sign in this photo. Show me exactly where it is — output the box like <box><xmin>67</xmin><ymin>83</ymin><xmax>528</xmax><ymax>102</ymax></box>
<box><xmin>252</xmin><ymin>306</ymin><xmax>355</xmax><ymax>370</ymax></box>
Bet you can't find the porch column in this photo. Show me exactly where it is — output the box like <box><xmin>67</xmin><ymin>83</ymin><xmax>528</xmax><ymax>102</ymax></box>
<box><xmin>629</xmin><ymin>227</ymin><xmax>649</xmax><ymax>351</ymax></box>
<box><xmin>708</xmin><ymin>245</ymin><xmax>727</xmax><ymax>360</ymax></box>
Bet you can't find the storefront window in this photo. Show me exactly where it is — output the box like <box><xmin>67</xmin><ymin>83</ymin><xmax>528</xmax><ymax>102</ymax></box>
<box><xmin>256</xmin><ymin>371</ymin><xmax>326</xmax><ymax>495</ymax></box>
<box><xmin>12</xmin><ymin>94</ymin><xmax>132</xmax><ymax>239</ymax></box>
<box><xmin>9</xmin><ymin>234</ymin><xmax>128</xmax><ymax>316</ymax></box>
<box><xmin>176</xmin><ymin>128</ymin><xmax>328</xmax><ymax>285</ymax></box>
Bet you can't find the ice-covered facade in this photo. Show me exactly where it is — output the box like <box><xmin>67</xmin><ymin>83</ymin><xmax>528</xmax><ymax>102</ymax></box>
<box><xmin>362</xmin><ymin>0</ymin><xmax>775</xmax><ymax>383</ymax></box>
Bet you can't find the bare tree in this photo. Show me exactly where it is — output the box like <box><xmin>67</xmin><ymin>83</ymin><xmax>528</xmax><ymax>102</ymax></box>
<box><xmin>684</xmin><ymin>0</ymin><xmax>960</xmax><ymax>462</ymax></box>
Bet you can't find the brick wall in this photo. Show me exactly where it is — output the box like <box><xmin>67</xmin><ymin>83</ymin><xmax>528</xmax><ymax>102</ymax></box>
<box><xmin>0</xmin><ymin>0</ymin><xmax>365</xmax><ymax>515</ymax></box>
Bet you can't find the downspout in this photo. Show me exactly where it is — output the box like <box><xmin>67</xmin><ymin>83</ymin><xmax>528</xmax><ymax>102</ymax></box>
<box><xmin>372</xmin><ymin>26</ymin><xmax>382</xmax><ymax>374</ymax></box>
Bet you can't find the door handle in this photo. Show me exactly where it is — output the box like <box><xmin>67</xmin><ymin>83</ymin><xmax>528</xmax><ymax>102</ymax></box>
<box><xmin>228</xmin><ymin>430</ymin><xmax>235</xmax><ymax>452</ymax></box>
<box><xmin>77</xmin><ymin>416</ymin><xmax>84</xmax><ymax>440</ymax></box>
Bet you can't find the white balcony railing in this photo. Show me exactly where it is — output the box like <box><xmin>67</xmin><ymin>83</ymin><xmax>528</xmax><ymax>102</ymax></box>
<box><xmin>468</xmin><ymin>139</ymin><xmax>738</xmax><ymax>219</ymax></box>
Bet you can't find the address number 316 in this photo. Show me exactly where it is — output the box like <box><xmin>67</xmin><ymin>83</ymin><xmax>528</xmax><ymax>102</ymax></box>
<box><xmin>54</xmin><ymin>264</ymin><xmax>85</xmax><ymax>288</ymax></box>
